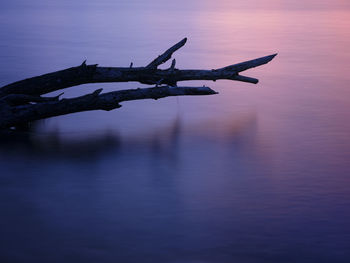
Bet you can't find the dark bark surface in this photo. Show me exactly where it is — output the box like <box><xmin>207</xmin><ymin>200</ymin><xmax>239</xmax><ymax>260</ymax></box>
<box><xmin>0</xmin><ymin>38</ymin><xmax>277</xmax><ymax>129</ymax></box>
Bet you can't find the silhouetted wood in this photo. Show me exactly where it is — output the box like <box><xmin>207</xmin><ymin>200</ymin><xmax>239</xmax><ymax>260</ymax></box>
<box><xmin>0</xmin><ymin>38</ymin><xmax>277</xmax><ymax>130</ymax></box>
<box><xmin>146</xmin><ymin>38</ymin><xmax>187</xmax><ymax>69</ymax></box>
<box><xmin>0</xmin><ymin>86</ymin><xmax>216</xmax><ymax>129</ymax></box>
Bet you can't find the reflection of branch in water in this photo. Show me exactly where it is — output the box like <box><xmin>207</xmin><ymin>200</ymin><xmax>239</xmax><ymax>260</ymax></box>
<box><xmin>0</xmin><ymin>116</ymin><xmax>183</xmax><ymax>161</ymax></box>
<box><xmin>149</xmin><ymin>114</ymin><xmax>181</xmax><ymax>160</ymax></box>
<box><xmin>187</xmin><ymin>112</ymin><xmax>277</xmax><ymax>164</ymax></box>
<box><xmin>186</xmin><ymin>112</ymin><xmax>258</xmax><ymax>142</ymax></box>
<box><xmin>0</xmin><ymin>112</ymin><xmax>264</xmax><ymax>162</ymax></box>
<box><xmin>0</xmin><ymin>129</ymin><xmax>121</xmax><ymax>160</ymax></box>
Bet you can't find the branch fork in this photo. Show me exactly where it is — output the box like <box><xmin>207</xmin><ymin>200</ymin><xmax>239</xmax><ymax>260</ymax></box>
<box><xmin>0</xmin><ymin>38</ymin><xmax>277</xmax><ymax>129</ymax></box>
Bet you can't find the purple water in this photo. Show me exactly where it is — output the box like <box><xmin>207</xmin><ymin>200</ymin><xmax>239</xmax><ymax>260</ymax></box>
<box><xmin>1</xmin><ymin>1</ymin><xmax>349</xmax><ymax>262</ymax></box>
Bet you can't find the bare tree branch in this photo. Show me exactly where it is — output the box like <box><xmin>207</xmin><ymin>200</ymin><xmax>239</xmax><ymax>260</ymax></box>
<box><xmin>0</xmin><ymin>86</ymin><xmax>216</xmax><ymax>129</ymax></box>
<box><xmin>0</xmin><ymin>38</ymin><xmax>277</xmax><ymax>130</ymax></box>
<box><xmin>146</xmin><ymin>38</ymin><xmax>187</xmax><ymax>69</ymax></box>
<box><xmin>0</xmin><ymin>93</ymin><xmax>64</xmax><ymax>106</ymax></box>
<box><xmin>0</xmin><ymin>54</ymin><xmax>276</xmax><ymax>97</ymax></box>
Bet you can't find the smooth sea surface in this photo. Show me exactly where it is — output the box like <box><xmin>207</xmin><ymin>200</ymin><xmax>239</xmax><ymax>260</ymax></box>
<box><xmin>1</xmin><ymin>1</ymin><xmax>350</xmax><ymax>262</ymax></box>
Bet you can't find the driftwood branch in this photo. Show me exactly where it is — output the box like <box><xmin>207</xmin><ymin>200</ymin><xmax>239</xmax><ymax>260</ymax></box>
<box><xmin>0</xmin><ymin>93</ymin><xmax>64</xmax><ymax>106</ymax></box>
<box><xmin>0</xmin><ymin>53</ymin><xmax>276</xmax><ymax>97</ymax></box>
<box><xmin>0</xmin><ymin>86</ymin><xmax>216</xmax><ymax>129</ymax></box>
<box><xmin>0</xmin><ymin>38</ymin><xmax>277</xmax><ymax>129</ymax></box>
<box><xmin>146</xmin><ymin>38</ymin><xmax>187</xmax><ymax>69</ymax></box>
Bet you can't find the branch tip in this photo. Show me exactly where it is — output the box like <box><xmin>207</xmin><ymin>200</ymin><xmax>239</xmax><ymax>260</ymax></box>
<box><xmin>54</xmin><ymin>92</ymin><xmax>65</xmax><ymax>100</ymax></box>
<box><xmin>170</xmin><ymin>59</ymin><xmax>176</xmax><ymax>71</ymax></box>
<box><xmin>146</xmin><ymin>38</ymin><xmax>187</xmax><ymax>69</ymax></box>
<box><xmin>92</xmin><ymin>88</ymin><xmax>103</xmax><ymax>96</ymax></box>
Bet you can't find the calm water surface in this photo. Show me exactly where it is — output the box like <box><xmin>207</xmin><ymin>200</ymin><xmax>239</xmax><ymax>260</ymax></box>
<box><xmin>0</xmin><ymin>1</ymin><xmax>350</xmax><ymax>262</ymax></box>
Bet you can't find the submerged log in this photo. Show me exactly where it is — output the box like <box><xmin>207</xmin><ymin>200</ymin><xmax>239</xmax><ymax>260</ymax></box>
<box><xmin>0</xmin><ymin>38</ymin><xmax>277</xmax><ymax>130</ymax></box>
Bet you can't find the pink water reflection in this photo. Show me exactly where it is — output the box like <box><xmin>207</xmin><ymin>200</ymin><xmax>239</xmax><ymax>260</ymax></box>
<box><xmin>1</xmin><ymin>1</ymin><xmax>350</xmax><ymax>262</ymax></box>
